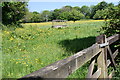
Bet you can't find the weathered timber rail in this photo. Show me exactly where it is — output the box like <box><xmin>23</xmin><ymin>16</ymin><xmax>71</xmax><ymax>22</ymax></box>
<box><xmin>19</xmin><ymin>34</ymin><xmax>120</xmax><ymax>80</ymax></box>
<box><xmin>52</xmin><ymin>20</ymin><xmax>67</xmax><ymax>28</ymax></box>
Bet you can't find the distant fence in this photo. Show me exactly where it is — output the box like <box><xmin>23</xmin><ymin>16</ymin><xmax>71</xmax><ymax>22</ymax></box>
<box><xmin>52</xmin><ymin>20</ymin><xmax>67</xmax><ymax>28</ymax></box>
<box><xmin>19</xmin><ymin>34</ymin><xmax>120</xmax><ymax>80</ymax></box>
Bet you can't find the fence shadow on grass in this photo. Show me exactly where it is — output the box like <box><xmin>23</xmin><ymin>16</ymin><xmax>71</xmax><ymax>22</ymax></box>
<box><xmin>59</xmin><ymin>36</ymin><xmax>96</xmax><ymax>56</ymax></box>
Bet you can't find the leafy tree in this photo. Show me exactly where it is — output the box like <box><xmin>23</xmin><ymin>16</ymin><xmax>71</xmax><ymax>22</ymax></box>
<box><xmin>80</xmin><ymin>5</ymin><xmax>90</xmax><ymax>18</ymax></box>
<box><xmin>51</xmin><ymin>9</ymin><xmax>61</xmax><ymax>20</ymax></box>
<box><xmin>93</xmin><ymin>9</ymin><xmax>109</xmax><ymax>20</ymax></box>
<box><xmin>31</xmin><ymin>11</ymin><xmax>41</xmax><ymax>22</ymax></box>
<box><xmin>108</xmin><ymin>3</ymin><xmax>114</xmax><ymax>8</ymax></box>
<box><xmin>96</xmin><ymin>1</ymin><xmax>108</xmax><ymax>10</ymax></box>
<box><xmin>68</xmin><ymin>9</ymin><xmax>84</xmax><ymax>22</ymax></box>
<box><xmin>20</xmin><ymin>1</ymin><xmax>116</xmax><ymax>23</ymax></box>
<box><xmin>23</xmin><ymin>9</ymin><xmax>33</xmax><ymax>23</ymax></box>
<box><xmin>73</xmin><ymin>6</ymin><xmax>81</xmax><ymax>11</ymax></box>
<box><xmin>102</xmin><ymin>3</ymin><xmax>120</xmax><ymax>36</ymax></box>
<box><xmin>89</xmin><ymin>5</ymin><xmax>98</xmax><ymax>19</ymax></box>
<box><xmin>61</xmin><ymin>5</ymin><xmax>72</xmax><ymax>12</ymax></box>
<box><xmin>23</xmin><ymin>12</ymin><xmax>30</xmax><ymax>23</ymax></box>
<box><xmin>90</xmin><ymin>1</ymin><xmax>108</xmax><ymax>19</ymax></box>
<box><xmin>2</xmin><ymin>2</ymin><xmax>28</xmax><ymax>25</ymax></box>
<box><xmin>41</xmin><ymin>10</ymin><xmax>52</xmax><ymax>22</ymax></box>
<box><xmin>57</xmin><ymin>11</ymin><xmax>69</xmax><ymax>20</ymax></box>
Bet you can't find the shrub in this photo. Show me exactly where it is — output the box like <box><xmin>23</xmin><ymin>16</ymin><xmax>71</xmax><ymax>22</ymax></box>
<box><xmin>102</xmin><ymin>3</ymin><xmax>120</xmax><ymax>36</ymax></box>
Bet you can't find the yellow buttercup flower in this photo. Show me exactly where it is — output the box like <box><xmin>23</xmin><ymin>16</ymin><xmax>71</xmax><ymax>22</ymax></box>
<box><xmin>6</xmin><ymin>31</ymin><xmax>10</xmax><ymax>34</ymax></box>
<box><xmin>22</xmin><ymin>62</ymin><xmax>26</xmax><ymax>64</ymax></box>
<box><xmin>16</xmin><ymin>62</ymin><xmax>18</xmax><ymax>64</ymax></box>
<box><xmin>26</xmin><ymin>65</ymin><xmax>28</xmax><ymax>66</ymax></box>
<box><xmin>10</xmin><ymin>37</ymin><xmax>14</xmax><ymax>41</ymax></box>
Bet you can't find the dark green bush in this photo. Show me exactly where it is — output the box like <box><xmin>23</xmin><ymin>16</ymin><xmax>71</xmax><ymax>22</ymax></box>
<box><xmin>102</xmin><ymin>3</ymin><xmax>120</xmax><ymax>36</ymax></box>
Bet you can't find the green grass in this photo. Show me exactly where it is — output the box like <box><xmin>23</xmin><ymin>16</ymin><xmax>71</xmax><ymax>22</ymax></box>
<box><xmin>0</xmin><ymin>30</ymin><xmax>2</xmax><ymax>79</ymax></box>
<box><xmin>2</xmin><ymin>20</ymin><xmax>105</xmax><ymax>78</ymax></box>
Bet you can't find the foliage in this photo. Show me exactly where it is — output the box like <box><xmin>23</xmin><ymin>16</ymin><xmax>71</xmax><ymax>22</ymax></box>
<box><xmin>73</xmin><ymin>6</ymin><xmax>81</xmax><ymax>11</ymax></box>
<box><xmin>58</xmin><ymin>9</ymin><xmax>84</xmax><ymax>21</ymax></box>
<box><xmin>51</xmin><ymin>9</ymin><xmax>61</xmax><ymax>20</ymax></box>
<box><xmin>96</xmin><ymin>1</ymin><xmax>108</xmax><ymax>10</ymax></box>
<box><xmin>102</xmin><ymin>3</ymin><xmax>120</xmax><ymax>36</ymax></box>
<box><xmin>31</xmin><ymin>12</ymin><xmax>41</xmax><ymax>22</ymax></box>
<box><xmin>68</xmin><ymin>9</ymin><xmax>85</xmax><ymax>22</ymax></box>
<box><xmin>90</xmin><ymin>1</ymin><xmax>113</xmax><ymax>19</ymax></box>
<box><xmin>41</xmin><ymin>10</ymin><xmax>52</xmax><ymax>22</ymax></box>
<box><xmin>2</xmin><ymin>1</ymin><xmax>116</xmax><ymax>24</ymax></box>
<box><xmin>2</xmin><ymin>2</ymin><xmax>28</xmax><ymax>26</ymax></box>
<box><xmin>23</xmin><ymin>11</ymin><xmax>33</xmax><ymax>23</ymax></box>
<box><xmin>57</xmin><ymin>11</ymin><xmax>70</xmax><ymax>20</ymax></box>
<box><xmin>80</xmin><ymin>5</ymin><xmax>90</xmax><ymax>18</ymax></box>
<box><xmin>61</xmin><ymin>6</ymin><xmax>72</xmax><ymax>12</ymax></box>
<box><xmin>93</xmin><ymin>9</ymin><xmax>109</xmax><ymax>19</ymax></box>
<box><xmin>21</xmin><ymin>1</ymin><xmax>117</xmax><ymax>23</ymax></box>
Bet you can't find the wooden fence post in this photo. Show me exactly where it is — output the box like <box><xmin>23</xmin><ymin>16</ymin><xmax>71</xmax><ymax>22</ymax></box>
<box><xmin>96</xmin><ymin>34</ymin><xmax>108</xmax><ymax>79</ymax></box>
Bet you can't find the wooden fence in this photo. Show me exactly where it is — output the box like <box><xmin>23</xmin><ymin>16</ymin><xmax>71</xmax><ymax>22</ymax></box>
<box><xmin>52</xmin><ymin>20</ymin><xmax>67</xmax><ymax>28</ymax></box>
<box><xmin>19</xmin><ymin>34</ymin><xmax>120</xmax><ymax>80</ymax></box>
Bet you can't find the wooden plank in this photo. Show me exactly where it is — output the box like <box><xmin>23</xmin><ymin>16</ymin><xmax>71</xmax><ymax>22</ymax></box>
<box><xmin>87</xmin><ymin>60</ymin><xmax>95</xmax><ymax>78</ymax></box>
<box><xmin>97</xmin><ymin>50</ymin><xmax>108</xmax><ymax>79</ymax></box>
<box><xmin>107</xmin><ymin>46</ymin><xmax>116</xmax><ymax>68</ymax></box>
<box><xmin>107</xmin><ymin>34</ymin><xmax>119</xmax><ymax>69</ymax></box>
<box><xmin>107</xmin><ymin>49</ymin><xmax>118</xmax><ymax>67</ymax></box>
<box><xmin>96</xmin><ymin>34</ymin><xmax>108</xmax><ymax>79</ymax></box>
<box><xmin>75</xmin><ymin>44</ymin><xmax>101</xmax><ymax>69</ymax></box>
<box><xmin>107</xmin><ymin>60</ymin><xmax>111</xmax><ymax>67</ymax></box>
<box><xmin>92</xmin><ymin>68</ymin><xmax>101</xmax><ymax>79</ymax></box>
<box><xmin>96</xmin><ymin>34</ymin><xmax>105</xmax><ymax>44</ymax></box>
<box><xmin>104</xmin><ymin>35</ymin><xmax>108</xmax><ymax>65</ymax></box>
<box><xmin>107</xmin><ymin>34</ymin><xmax>120</xmax><ymax>45</ymax></box>
<box><xmin>96</xmin><ymin>35</ymin><xmax>108</xmax><ymax>64</ymax></box>
<box><xmin>109</xmin><ymin>70</ymin><xmax>114</xmax><ymax>79</ymax></box>
<box><xmin>113</xmin><ymin>49</ymin><xmax>118</xmax><ymax>58</ymax></box>
<box><xmin>18</xmin><ymin>44</ymin><xmax>101</xmax><ymax>79</ymax></box>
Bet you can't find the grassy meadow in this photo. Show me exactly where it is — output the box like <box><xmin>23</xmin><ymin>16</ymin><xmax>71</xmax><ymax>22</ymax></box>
<box><xmin>2</xmin><ymin>20</ymin><xmax>105</xmax><ymax>78</ymax></box>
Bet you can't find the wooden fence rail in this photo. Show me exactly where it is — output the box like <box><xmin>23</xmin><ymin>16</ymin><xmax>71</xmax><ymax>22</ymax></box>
<box><xmin>19</xmin><ymin>34</ymin><xmax>120</xmax><ymax>80</ymax></box>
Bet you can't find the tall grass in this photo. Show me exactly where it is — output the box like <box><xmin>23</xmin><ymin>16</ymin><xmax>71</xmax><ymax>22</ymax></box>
<box><xmin>2</xmin><ymin>20</ymin><xmax>105</xmax><ymax>78</ymax></box>
<box><xmin>0</xmin><ymin>29</ymin><xmax>2</xmax><ymax>79</ymax></box>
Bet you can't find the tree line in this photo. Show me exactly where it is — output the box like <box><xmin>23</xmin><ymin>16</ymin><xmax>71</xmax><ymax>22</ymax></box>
<box><xmin>1</xmin><ymin>1</ymin><xmax>116</xmax><ymax>24</ymax></box>
<box><xmin>22</xmin><ymin>1</ymin><xmax>115</xmax><ymax>23</ymax></box>
<box><xmin>1</xmin><ymin>1</ymin><xmax>120</xmax><ymax>35</ymax></box>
